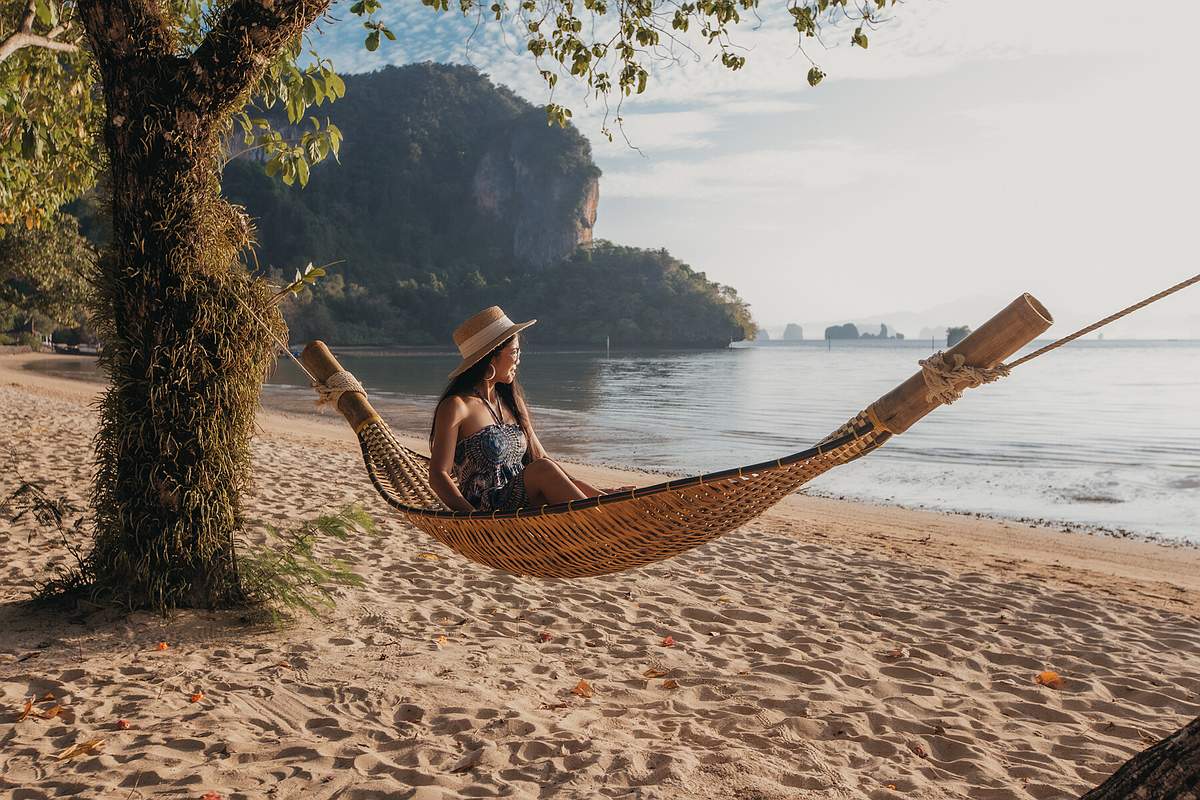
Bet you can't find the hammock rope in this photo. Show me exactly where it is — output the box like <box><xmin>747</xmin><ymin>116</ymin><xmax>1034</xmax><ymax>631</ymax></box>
<box><xmin>314</xmin><ymin>370</ymin><xmax>365</xmax><ymax>409</ymax></box>
<box><xmin>1005</xmin><ymin>271</ymin><xmax>1200</xmax><ymax>369</ymax></box>
<box><xmin>918</xmin><ymin>352</ymin><xmax>1011</xmax><ymax>405</ymax></box>
<box><xmin>247</xmin><ymin>273</ymin><xmax>1197</xmax><ymax>579</ymax></box>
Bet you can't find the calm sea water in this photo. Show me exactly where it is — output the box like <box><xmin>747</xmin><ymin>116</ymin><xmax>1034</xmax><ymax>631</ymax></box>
<box><xmin>263</xmin><ymin>340</ymin><xmax>1200</xmax><ymax>543</ymax></box>
<box><xmin>30</xmin><ymin>340</ymin><xmax>1199</xmax><ymax>541</ymax></box>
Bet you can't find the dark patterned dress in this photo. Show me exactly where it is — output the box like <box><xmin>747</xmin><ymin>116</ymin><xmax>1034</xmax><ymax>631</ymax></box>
<box><xmin>453</xmin><ymin>392</ymin><xmax>528</xmax><ymax>512</ymax></box>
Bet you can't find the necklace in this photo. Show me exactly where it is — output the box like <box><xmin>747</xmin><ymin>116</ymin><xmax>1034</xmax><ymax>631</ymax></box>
<box><xmin>475</xmin><ymin>386</ymin><xmax>504</xmax><ymax>424</ymax></box>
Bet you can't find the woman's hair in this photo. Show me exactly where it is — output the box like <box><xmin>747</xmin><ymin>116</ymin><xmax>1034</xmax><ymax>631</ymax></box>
<box><xmin>429</xmin><ymin>335</ymin><xmax>534</xmax><ymax>465</ymax></box>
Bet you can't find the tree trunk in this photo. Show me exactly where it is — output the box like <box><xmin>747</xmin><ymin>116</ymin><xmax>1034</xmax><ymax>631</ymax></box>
<box><xmin>75</xmin><ymin>0</ymin><xmax>286</xmax><ymax>610</ymax></box>
<box><xmin>85</xmin><ymin>111</ymin><xmax>279</xmax><ymax>610</ymax></box>
<box><xmin>1081</xmin><ymin>717</ymin><xmax>1200</xmax><ymax>800</ymax></box>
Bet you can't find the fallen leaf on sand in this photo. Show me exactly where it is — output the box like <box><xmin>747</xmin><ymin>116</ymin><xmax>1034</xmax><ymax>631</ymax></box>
<box><xmin>156</xmin><ymin>641</ymin><xmax>169</xmax><ymax>651</ymax></box>
<box><xmin>660</xmin><ymin>636</ymin><xmax>676</xmax><ymax>648</ymax></box>
<box><xmin>116</xmin><ymin>719</ymin><xmax>131</xmax><ymax>730</ymax></box>
<box><xmin>571</xmin><ymin>679</ymin><xmax>593</xmax><ymax>699</ymax></box>
<box><xmin>662</xmin><ymin>679</ymin><xmax>679</xmax><ymax>690</ymax></box>
<box><xmin>41</xmin><ymin>692</ymin><xmax>54</xmax><ymax>701</ymax></box>
<box><xmin>908</xmin><ymin>741</ymin><xmax>928</xmax><ymax>759</ymax></box>
<box><xmin>190</xmin><ymin>692</ymin><xmax>204</xmax><ymax>703</ymax></box>
<box><xmin>540</xmin><ymin>701</ymin><xmax>569</xmax><ymax>710</ymax></box>
<box><xmin>201</xmin><ymin>793</ymin><xmax>224</xmax><ymax>800</ymax></box>
<box><xmin>56</xmin><ymin>737</ymin><xmax>105</xmax><ymax>760</ymax></box>
<box><xmin>642</xmin><ymin>667</ymin><xmax>671</xmax><ymax>679</ymax></box>
<box><xmin>1034</xmin><ymin>670</ymin><xmax>1064</xmax><ymax>689</ymax></box>
<box><xmin>884</xmin><ymin>647</ymin><xmax>910</xmax><ymax>659</ymax></box>
<box><xmin>17</xmin><ymin>698</ymin><xmax>33</xmax><ymax>722</ymax></box>
<box><xmin>538</xmin><ymin>631</ymin><xmax>553</xmax><ymax>643</ymax></box>
<box><xmin>417</xmin><ymin>552</ymin><xmax>440</xmax><ymax>561</ymax></box>
<box><xmin>38</xmin><ymin>705</ymin><xmax>63</xmax><ymax>719</ymax></box>
<box><xmin>884</xmin><ymin>784</ymin><xmax>897</xmax><ymax>791</ymax></box>
<box><xmin>717</xmin><ymin>596</ymin><xmax>732</xmax><ymax>603</ymax></box>
<box><xmin>434</xmin><ymin>634</ymin><xmax>448</xmax><ymax>649</ymax></box>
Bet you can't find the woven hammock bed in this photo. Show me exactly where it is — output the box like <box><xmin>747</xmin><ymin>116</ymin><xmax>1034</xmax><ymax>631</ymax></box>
<box><xmin>347</xmin><ymin>401</ymin><xmax>884</xmax><ymax>579</ymax></box>
<box><xmin>289</xmin><ymin>277</ymin><xmax>1198</xmax><ymax>580</ymax></box>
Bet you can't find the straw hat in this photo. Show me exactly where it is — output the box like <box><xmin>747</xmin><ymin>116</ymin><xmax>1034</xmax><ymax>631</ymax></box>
<box><xmin>448</xmin><ymin>306</ymin><xmax>537</xmax><ymax>379</ymax></box>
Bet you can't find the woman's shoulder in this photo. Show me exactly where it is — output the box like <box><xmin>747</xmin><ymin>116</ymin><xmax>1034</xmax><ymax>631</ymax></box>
<box><xmin>434</xmin><ymin>393</ymin><xmax>470</xmax><ymax>422</ymax></box>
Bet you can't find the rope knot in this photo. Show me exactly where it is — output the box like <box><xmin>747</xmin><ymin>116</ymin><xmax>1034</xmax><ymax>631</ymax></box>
<box><xmin>314</xmin><ymin>370</ymin><xmax>366</xmax><ymax>408</ymax></box>
<box><xmin>918</xmin><ymin>351</ymin><xmax>1011</xmax><ymax>405</ymax></box>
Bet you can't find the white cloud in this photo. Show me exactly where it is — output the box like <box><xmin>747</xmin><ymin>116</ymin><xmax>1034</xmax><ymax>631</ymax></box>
<box><xmin>603</xmin><ymin>141</ymin><xmax>919</xmax><ymax>198</ymax></box>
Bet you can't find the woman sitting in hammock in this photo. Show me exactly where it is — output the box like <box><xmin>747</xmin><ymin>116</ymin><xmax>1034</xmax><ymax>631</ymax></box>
<box><xmin>428</xmin><ymin>306</ymin><xmax>629</xmax><ymax>513</ymax></box>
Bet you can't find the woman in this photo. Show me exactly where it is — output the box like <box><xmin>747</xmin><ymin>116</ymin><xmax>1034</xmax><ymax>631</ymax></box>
<box><xmin>428</xmin><ymin>306</ymin><xmax>628</xmax><ymax>512</ymax></box>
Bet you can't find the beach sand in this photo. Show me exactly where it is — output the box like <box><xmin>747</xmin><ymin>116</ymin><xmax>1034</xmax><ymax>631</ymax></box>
<box><xmin>2</xmin><ymin>352</ymin><xmax>1198</xmax><ymax>799</ymax></box>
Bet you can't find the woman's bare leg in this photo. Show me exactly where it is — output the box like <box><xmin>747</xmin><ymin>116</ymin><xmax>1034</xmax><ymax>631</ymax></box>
<box><xmin>570</xmin><ymin>477</ymin><xmax>602</xmax><ymax>496</ymax></box>
<box><xmin>522</xmin><ymin>458</ymin><xmax>587</xmax><ymax>505</ymax></box>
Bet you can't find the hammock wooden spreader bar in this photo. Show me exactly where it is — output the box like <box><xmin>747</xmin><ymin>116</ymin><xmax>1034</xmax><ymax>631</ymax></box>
<box><xmin>300</xmin><ymin>293</ymin><xmax>1053</xmax><ymax>578</ymax></box>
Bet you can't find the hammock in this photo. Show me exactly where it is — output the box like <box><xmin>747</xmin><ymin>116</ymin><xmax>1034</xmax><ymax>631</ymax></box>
<box><xmin>275</xmin><ymin>276</ymin><xmax>1197</xmax><ymax>580</ymax></box>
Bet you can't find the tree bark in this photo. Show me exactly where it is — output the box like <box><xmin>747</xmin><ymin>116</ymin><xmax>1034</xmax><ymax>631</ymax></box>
<box><xmin>1081</xmin><ymin>717</ymin><xmax>1200</xmax><ymax>800</ymax></box>
<box><xmin>71</xmin><ymin>0</ymin><xmax>326</xmax><ymax>609</ymax></box>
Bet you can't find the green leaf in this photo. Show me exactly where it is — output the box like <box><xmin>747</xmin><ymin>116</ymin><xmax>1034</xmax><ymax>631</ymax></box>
<box><xmin>807</xmin><ymin>66</ymin><xmax>825</xmax><ymax>87</ymax></box>
<box><xmin>366</xmin><ymin>30</ymin><xmax>381</xmax><ymax>51</ymax></box>
<box><xmin>34</xmin><ymin>0</ymin><xmax>57</xmax><ymax>28</ymax></box>
<box><xmin>326</xmin><ymin>72</ymin><xmax>346</xmax><ymax>98</ymax></box>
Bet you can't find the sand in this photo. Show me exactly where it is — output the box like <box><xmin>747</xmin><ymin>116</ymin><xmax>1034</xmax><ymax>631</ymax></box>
<box><xmin>2</xmin><ymin>352</ymin><xmax>1198</xmax><ymax>800</ymax></box>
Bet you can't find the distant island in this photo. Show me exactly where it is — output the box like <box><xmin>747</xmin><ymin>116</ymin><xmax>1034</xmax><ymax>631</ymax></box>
<box><xmin>824</xmin><ymin>323</ymin><xmax>904</xmax><ymax>341</ymax></box>
<box><xmin>947</xmin><ymin>325</ymin><xmax>971</xmax><ymax>346</ymax></box>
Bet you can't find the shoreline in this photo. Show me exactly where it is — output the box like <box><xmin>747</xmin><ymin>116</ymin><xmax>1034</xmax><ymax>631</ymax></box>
<box><xmin>4</xmin><ymin>350</ymin><xmax>1198</xmax><ymax>617</ymax></box>
<box><xmin>4</xmin><ymin>350</ymin><xmax>1200</xmax><ymax>799</ymax></box>
<box><xmin>20</xmin><ymin>351</ymin><xmax>1195</xmax><ymax>551</ymax></box>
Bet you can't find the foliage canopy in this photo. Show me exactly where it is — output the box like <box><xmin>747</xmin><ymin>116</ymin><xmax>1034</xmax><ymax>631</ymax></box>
<box><xmin>0</xmin><ymin>211</ymin><xmax>92</xmax><ymax>333</ymax></box>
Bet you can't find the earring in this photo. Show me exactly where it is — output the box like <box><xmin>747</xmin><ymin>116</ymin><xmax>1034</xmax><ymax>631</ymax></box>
<box><xmin>484</xmin><ymin>364</ymin><xmax>497</xmax><ymax>381</ymax></box>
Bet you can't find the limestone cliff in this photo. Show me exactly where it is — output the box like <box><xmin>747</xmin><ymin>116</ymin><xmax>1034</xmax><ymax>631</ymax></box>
<box><xmin>472</xmin><ymin>111</ymin><xmax>600</xmax><ymax>268</ymax></box>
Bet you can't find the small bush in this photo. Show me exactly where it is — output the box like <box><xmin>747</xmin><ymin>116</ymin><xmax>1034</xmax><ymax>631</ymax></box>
<box><xmin>239</xmin><ymin>505</ymin><xmax>378</xmax><ymax>624</ymax></box>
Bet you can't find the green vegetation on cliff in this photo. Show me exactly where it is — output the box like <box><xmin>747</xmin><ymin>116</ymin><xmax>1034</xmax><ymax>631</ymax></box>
<box><xmin>221</xmin><ymin>63</ymin><xmax>755</xmax><ymax>348</ymax></box>
<box><xmin>285</xmin><ymin>239</ymin><xmax>753</xmax><ymax>348</ymax></box>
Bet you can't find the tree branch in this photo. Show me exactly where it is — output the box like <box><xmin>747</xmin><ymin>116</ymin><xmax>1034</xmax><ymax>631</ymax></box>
<box><xmin>0</xmin><ymin>1</ymin><xmax>80</xmax><ymax>64</ymax></box>
<box><xmin>182</xmin><ymin>0</ymin><xmax>332</xmax><ymax>124</ymax></box>
<box><xmin>0</xmin><ymin>31</ymin><xmax>79</xmax><ymax>62</ymax></box>
<box><xmin>20</xmin><ymin>0</ymin><xmax>35</xmax><ymax>32</ymax></box>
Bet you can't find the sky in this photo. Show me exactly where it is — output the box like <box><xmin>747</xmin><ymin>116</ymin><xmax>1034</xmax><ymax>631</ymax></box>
<box><xmin>309</xmin><ymin>1</ymin><xmax>1199</xmax><ymax>339</ymax></box>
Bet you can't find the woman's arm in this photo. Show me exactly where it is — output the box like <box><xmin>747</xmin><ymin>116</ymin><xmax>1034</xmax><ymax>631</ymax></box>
<box><xmin>518</xmin><ymin>397</ymin><xmax>631</xmax><ymax>495</ymax></box>
<box><xmin>516</xmin><ymin>394</ymin><xmax>551</xmax><ymax>461</ymax></box>
<box><xmin>528</xmin><ymin>429</ymin><xmax>550</xmax><ymax>461</ymax></box>
<box><xmin>428</xmin><ymin>397</ymin><xmax>476</xmax><ymax>512</ymax></box>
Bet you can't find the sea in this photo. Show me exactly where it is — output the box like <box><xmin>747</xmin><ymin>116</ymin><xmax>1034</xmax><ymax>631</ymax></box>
<box><xmin>29</xmin><ymin>339</ymin><xmax>1199</xmax><ymax>543</ymax></box>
